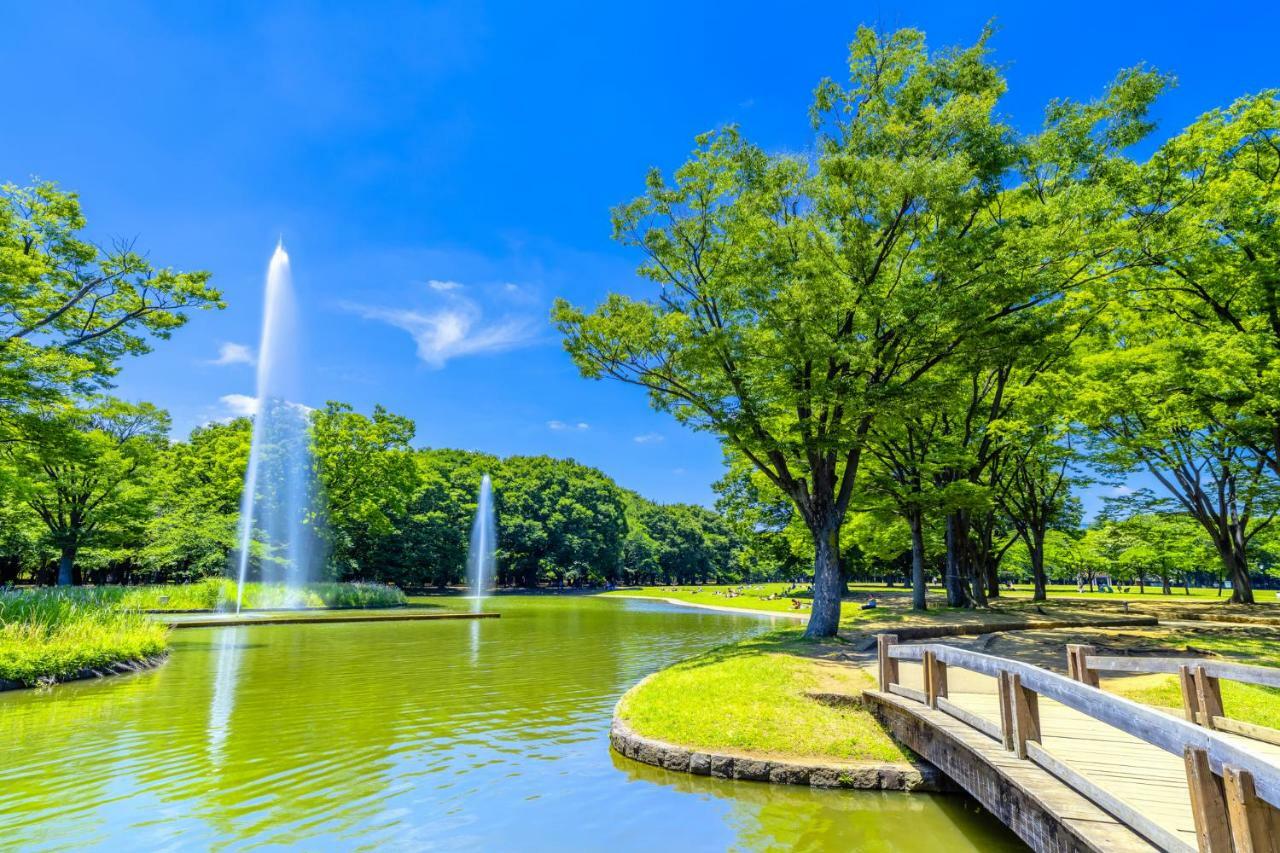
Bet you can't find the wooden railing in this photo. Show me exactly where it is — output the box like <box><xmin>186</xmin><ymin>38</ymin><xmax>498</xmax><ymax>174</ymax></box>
<box><xmin>1068</xmin><ymin>643</ymin><xmax>1280</xmax><ymax>748</ymax></box>
<box><xmin>877</xmin><ymin>635</ymin><xmax>1280</xmax><ymax>853</ymax></box>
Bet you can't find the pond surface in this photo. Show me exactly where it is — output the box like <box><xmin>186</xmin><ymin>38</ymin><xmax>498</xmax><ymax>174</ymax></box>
<box><xmin>0</xmin><ymin>596</ymin><xmax>1022</xmax><ymax>851</ymax></box>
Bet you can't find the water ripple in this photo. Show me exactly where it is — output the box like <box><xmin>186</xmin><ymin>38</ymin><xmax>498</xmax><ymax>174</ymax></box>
<box><xmin>0</xmin><ymin>596</ymin><xmax>1021</xmax><ymax>851</ymax></box>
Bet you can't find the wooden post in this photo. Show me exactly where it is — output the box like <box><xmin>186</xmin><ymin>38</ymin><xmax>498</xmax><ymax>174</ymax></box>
<box><xmin>877</xmin><ymin>634</ymin><xmax>899</xmax><ymax>693</ymax></box>
<box><xmin>1194</xmin><ymin>666</ymin><xmax>1225</xmax><ymax>730</ymax></box>
<box><xmin>997</xmin><ymin>670</ymin><xmax>1015</xmax><ymax>752</ymax></box>
<box><xmin>1223</xmin><ymin>766</ymin><xmax>1280</xmax><ymax>853</ymax></box>
<box><xmin>923</xmin><ymin>651</ymin><xmax>947</xmax><ymax>709</ymax></box>
<box><xmin>1185</xmin><ymin>747</ymin><xmax>1232</xmax><ymax>853</ymax></box>
<box><xmin>1010</xmin><ymin>673</ymin><xmax>1041</xmax><ymax>760</ymax></box>
<box><xmin>1180</xmin><ymin>665</ymin><xmax>1201</xmax><ymax>724</ymax></box>
<box><xmin>1066</xmin><ymin>644</ymin><xmax>1099</xmax><ymax>688</ymax></box>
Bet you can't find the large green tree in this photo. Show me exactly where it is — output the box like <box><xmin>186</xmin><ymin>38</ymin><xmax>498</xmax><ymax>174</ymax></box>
<box><xmin>1080</xmin><ymin>303</ymin><xmax>1278</xmax><ymax>603</ymax></box>
<box><xmin>494</xmin><ymin>456</ymin><xmax>628</xmax><ymax>587</ymax></box>
<box><xmin>1119</xmin><ymin>93</ymin><xmax>1280</xmax><ymax>475</ymax></box>
<box><xmin>556</xmin><ymin>27</ymin><xmax>1163</xmax><ymax>635</ymax></box>
<box><xmin>3</xmin><ymin>399</ymin><xmax>167</xmax><ymax>584</ymax></box>
<box><xmin>142</xmin><ymin>419</ymin><xmax>250</xmax><ymax>582</ymax></box>
<box><xmin>311</xmin><ymin>402</ymin><xmax>420</xmax><ymax>577</ymax></box>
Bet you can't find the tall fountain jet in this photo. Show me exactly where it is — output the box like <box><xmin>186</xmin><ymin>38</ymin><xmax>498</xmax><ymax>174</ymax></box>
<box><xmin>232</xmin><ymin>241</ymin><xmax>317</xmax><ymax>612</ymax></box>
<box><xmin>467</xmin><ymin>474</ymin><xmax>496</xmax><ymax>611</ymax></box>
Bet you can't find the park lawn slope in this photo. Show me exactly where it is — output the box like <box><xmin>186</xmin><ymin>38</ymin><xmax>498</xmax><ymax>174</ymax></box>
<box><xmin>617</xmin><ymin>630</ymin><xmax>909</xmax><ymax>764</ymax></box>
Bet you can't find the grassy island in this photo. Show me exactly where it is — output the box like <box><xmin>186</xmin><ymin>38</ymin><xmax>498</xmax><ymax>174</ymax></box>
<box><xmin>0</xmin><ymin>581</ymin><xmax>407</xmax><ymax>688</ymax></box>
<box><xmin>617</xmin><ymin>630</ymin><xmax>908</xmax><ymax>764</ymax></box>
<box><xmin>0</xmin><ymin>588</ymin><xmax>168</xmax><ymax>687</ymax></box>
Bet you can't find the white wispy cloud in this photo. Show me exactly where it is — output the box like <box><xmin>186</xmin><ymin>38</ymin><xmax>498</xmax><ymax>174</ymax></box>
<box><xmin>216</xmin><ymin>394</ymin><xmax>314</xmax><ymax>420</ymax></box>
<box><xmin>634</xmin><ymin>432</ymin><xmax>664</xmax><ymax>444</ymax></box>
<box><xmin>208</xmin><ymin>342</ymin><xmax>255</xmax><ymax>366</ymax></box>
<box><xmin>548</xmin><ymin>420</ymin><xmax>589</xmax><ymax>431</ymax></box>
<box><xmin>346</xmin><ymin>285</ymin><xmax>540</xmax><ymax>369</ymax></box>
<box><xmin>220</xmin><ymin>393</ymin><xmax>259</xmax><ymax>417</ymax></box>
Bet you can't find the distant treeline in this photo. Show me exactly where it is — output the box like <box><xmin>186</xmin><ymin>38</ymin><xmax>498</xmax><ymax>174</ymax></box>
<box><xmin>0</xmin><ymin>403</ymin><xmax>747</xmax><ymax>589</ymax></box>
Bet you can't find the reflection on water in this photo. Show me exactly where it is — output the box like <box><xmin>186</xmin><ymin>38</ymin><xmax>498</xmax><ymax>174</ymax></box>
<box><xmin>0</xmin><ymin>596</ymin><xmax>1023</xmax><ymax>851</ymax></box>
<box><xmin>207</xmin><ymin>627</ymin><xmax>242</xmax><ymax>768</ymax></box>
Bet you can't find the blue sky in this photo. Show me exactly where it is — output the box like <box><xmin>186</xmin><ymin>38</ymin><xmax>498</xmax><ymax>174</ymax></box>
<box><xmin>1</xmin><ymin>2</ymin><xmax>1277</xmax><ymax>510</ymax></box>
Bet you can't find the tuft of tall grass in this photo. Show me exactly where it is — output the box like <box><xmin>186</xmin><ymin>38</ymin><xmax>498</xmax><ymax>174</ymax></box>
<box><xmin>115</xmin><ymin>579</ymin><xmax>407</xmax><ymax>611</ymax></box>
<box><xmin>116</xmin><ymin>578</ymin><xmax>404</xmax><ymax>612</ymax></box>
<box><xmin>0</xmin><ymin>588</ymin><xmax>168</xmax><ymax>687</ymax></box>
<box><xmin>0</xmin><ymin>581</ymin><xmax>405</xmax><ymax>687</ymax></box>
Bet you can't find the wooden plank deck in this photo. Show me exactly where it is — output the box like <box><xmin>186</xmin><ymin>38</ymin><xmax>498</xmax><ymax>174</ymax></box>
<box><xmin>889</xmin><ymin>660</ymin><xmax>1280</xmax><ymax>851</ymax></box>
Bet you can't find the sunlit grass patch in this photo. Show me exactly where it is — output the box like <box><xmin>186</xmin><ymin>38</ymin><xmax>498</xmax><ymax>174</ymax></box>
<box><xmin>0</xmin><ymin>587</ymin><xmax>167</xmax><ymax>687</ymax></box>
<box><xmin>117</xmin><ymin>579</ymin><xmax>407</xmax><ymax>611</ymax></box>
<box><xmin>617</xmin><ymin>630</ymin><xmax>909</xmax><ymax>763</ymax></box>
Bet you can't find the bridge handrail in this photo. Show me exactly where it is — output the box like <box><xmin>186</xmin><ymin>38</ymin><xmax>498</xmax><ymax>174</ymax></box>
<box><xmin>885</xmin><ymin>640</ymin><xmax>1280</xmax><ymax>810</ymax></box>
<box><xmin>1084</xmin><ymin>655</ymin><xmax>1280</xmax><ymax>689</ymax></box>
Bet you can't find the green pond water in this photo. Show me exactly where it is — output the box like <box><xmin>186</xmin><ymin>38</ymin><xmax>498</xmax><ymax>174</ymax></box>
<box><xmin>0</xmin><ymin>596</ymin><xmax>1022</xmax><ymax>851</ymax></box>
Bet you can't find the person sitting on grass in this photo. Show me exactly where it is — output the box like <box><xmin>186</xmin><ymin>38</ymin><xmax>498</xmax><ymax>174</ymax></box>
<box><xmin>860</xmin><ymin>596</ymin><xmax>878</xmax><ymax>610</ymax></box>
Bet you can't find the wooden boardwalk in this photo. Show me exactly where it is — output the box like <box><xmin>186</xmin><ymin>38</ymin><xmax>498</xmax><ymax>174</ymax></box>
<box><xmin>864</xmin><ymin>641</ymin><xmax>1280</xmax><ymax>853</ymax></box>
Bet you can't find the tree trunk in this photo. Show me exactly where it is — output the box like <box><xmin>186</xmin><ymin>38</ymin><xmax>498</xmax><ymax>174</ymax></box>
<box><xmin>1029</xmin><ymin>530</ymin><xmax>1047</xmax><ymax>602</ymax></box>
<box><xmin>943</xmin><ymin>514</ymin><xmax>968</xmax><ymax>607</ymax></box>
<box><xmin>805</xmin><ymin>518</ymin><xmax>843</xmax><ymax>638</ymax></box>
<box><xmin>985</xmin><ymin>559</ymin><xmax>1000</xmax><ymax>599</ymax></box>
<box><xmin>1216</xmin><ymin>535</ymin><xmax>1254</xmax><ymax>604</ymax></box>
<box><xmin>908</xmin><ymin>508</ymin><xmax>927</xmax><ymax>611</ymax></box>
<box><xmin>57</xmin><ymin>544</ymin><xmax>76</xmax><ymax>586</ymax></box>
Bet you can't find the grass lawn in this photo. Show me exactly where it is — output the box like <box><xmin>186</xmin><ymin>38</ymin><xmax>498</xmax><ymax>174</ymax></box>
<box><xmin>1101</xmin><ymin>627</ymin><xmax>1280</xmax><ymax>729</ymax></box>
<box><xmin>617</xmin><ymin>629</ymin><xmax>910</xmax><ymax>764</ymax></box>
<box><xmin>604</xmin><ymin>583</ymin><xmax>816</xmax><ymax>614</ymax></box>
<box><xmin>602</xmin><ymin>583</ymin><xmax>1199</xmax><ymax>634</ymax></box>
<box><xmin>999</xmin><ymin>583</ymin><xmax>1280</xmax><ymax>603</ymax></box>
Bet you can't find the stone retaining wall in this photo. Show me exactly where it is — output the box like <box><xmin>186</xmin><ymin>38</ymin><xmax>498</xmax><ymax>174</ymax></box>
<box><xmin>609</xmin><ymin>682</ymin><xmax>951</xmax><ymax>792</ymax></box>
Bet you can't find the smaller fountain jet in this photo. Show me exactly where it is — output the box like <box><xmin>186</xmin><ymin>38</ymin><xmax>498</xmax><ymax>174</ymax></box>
<box><xmin>466</xmin><ymin>474</ymin><xmax>496</xmax><ymax>611</ymax></box>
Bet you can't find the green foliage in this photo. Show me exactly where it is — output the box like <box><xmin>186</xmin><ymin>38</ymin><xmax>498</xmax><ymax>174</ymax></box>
<box><xmin>555</xmin><ymin>25</ymin><xmax>1169</xmax><ymax>632</ymax></box>
<box><xmin>1117</xmin><ymin>93</ymin><xmax>1280</xmax><ymax>473</ymax></box>
<box><xmin>141</xmin><ymin>419</ymin><xmax>250</xmax><ymax>582</ymax></box>
<box><xmin>494</xmin><ymin>455</ymin><xmax>628</xmax><ymax>587</ymax></box>
<box><xmin>0</xmin><ymin>181</ymin><xmax>221</xmax><ymax>417</ymax></box>
<box><xmin>2</xmin><ymin>398</ymin><xmax>168</xmax><ymax>584</ymax></box>
<box><xmin>312</xmin><ymin>402</ymin><xmax>420</xmax><ymax>576</ymax></box>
